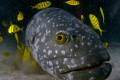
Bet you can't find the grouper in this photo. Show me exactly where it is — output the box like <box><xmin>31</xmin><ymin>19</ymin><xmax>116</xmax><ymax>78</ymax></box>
<box><xmin>25</xmin><ymin>8</ymin><xmax>112</xmax><ymax>80</ymax></box>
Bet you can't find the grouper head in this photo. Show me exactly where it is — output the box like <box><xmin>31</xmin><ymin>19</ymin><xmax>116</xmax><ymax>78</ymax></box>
<box><xmin>25</xmin><ymin>8</ymin><xmax>112</xmax><ymax>80</ymax></box>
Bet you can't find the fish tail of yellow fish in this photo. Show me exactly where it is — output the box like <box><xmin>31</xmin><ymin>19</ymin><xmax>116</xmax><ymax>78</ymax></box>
<box><xmin>20</xmin><ymin>27</ymin><xmax>24</xmax><ymax>33</ymax></box>
<box><xmin>99</xmin><ymin>29</ymin><xmax>106</xmax><ymax>36</ymax></box>
<box><xmin>31</xmin><ymin>6</ymin><xmax>35</xmax><ymax>9</ymax></box>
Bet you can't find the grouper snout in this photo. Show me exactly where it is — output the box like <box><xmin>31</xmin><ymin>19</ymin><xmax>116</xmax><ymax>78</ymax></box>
<box><xmin>25</xmin><ymin>8</ymin><xmax>112</xmax><ymax>80</ymax></box>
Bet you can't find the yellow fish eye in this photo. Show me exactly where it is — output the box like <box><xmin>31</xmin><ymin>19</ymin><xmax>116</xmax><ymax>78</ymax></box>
<box><xmin>55</xmin><ymin>33</ymin><xmax>67</xmax><ymax>45</ymax></box>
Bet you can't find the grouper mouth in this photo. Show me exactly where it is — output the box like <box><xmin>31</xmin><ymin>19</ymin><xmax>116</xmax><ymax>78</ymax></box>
<box><xmin>61</xmin><ymin>61</ymin><xmax>108</xmax><ymax>74</ymax></box>
<box><xmin>57</xmin><ymin>55</ymin><xmax>112</xmax><ymax>80</ymax></box>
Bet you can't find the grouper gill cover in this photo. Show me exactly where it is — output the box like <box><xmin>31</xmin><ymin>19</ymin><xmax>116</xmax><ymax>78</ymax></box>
<box><xmin>25</xmin><ymin>8</ymin><xmax>112</xmax><ymax>80</ymax></box>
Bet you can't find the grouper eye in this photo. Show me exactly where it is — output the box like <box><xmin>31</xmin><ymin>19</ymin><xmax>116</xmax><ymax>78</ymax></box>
<box><xmin>55</xmin><ymin>33</ymin><xmax>67</xmax><ymax>45</ymax></box>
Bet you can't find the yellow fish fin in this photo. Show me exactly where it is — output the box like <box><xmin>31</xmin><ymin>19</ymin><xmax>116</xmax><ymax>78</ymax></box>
<box><xmin>15</xmin><ymin>33</ymin><xmax>19</xmax><ymax>44</ymax></box>
<box><xmin>20</xmin><ymin>27</ymin><xmax>24</xmax><ymax>33</ymax></box>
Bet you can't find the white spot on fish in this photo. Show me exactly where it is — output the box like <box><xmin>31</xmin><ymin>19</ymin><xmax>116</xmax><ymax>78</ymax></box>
<box><xmin>64</xmin><ymin>58</ymin><xmax>67</xmax><ymax>62</ymax></box>
<box><xmin>87</xmin><ymin>42</ymin><xmax>91</xmax><ymax>46</ymax></box>
<box><xmin>87</xmin><ymin>64</ymin><xmax>91</xmax><ymax>67</ymax></box>
<box><xmin>75</xmin><ymin>44</ymin><xmax>78</xmax><ymax>48</ymax></box>
<box><xmin>89</xmin><ymin>71</ymin><xmax>92</xmax><ymax>73</ymax></box>
<box><xmin>99</xmin><ymin>45</ymin><xmax>102</xmax><ymax>48</ymax></box>
<box><xmin>54</xmin><ymin>55</ymin><xmax>56</xmax><ymax>58</ymax></box>
<box><xmin>55</xmin><ymin>50</ymin><xmax>58</xmax><ymax>54</ymax></box>
<box><xmin>66</xmin><ymin>27</ymin><xmax>75</xmax><ymax>31</ymax></box>
<box><xmin>46</xmin><ymin>30</ymin><xmax>51</xmax><ymax>35</ymax></box>
<box><xmin>91</xmin><ymin>36</ymin><xmax>94</xmax><ymax>38</ymax></box>
<box><xmin>44</xmin><ymin>55</ymin><xmax>46</xmax><ymax>58</ymax></box>
<box><xmin>81</xmin><ymin>57</ymin><xmax>84</xmax><ymax>60</ymax></box>
<box><xmin>70</xmin><ymin>49</ymin><xmax>73</xmax><ymax>52</ymax></box>
<box><xmin>45</xmin><ymin>43</ymin><xmax>47</xmax><ymax>45</ymax></box>
<box><xmin>61</xmin><ymin>50</ymin><xmax>65</xmax><ymax>55</ymax></box>
<box><xmin>43</xmin><ymin>49</ymin><xmax>46</xmax><ymax>53</ymax></box>
<box><xmin>82</xmin><ymin>36</ymin><xmax>85</xmax><ymax>39</ymax></box>
<box><xmin>95</xmin><ymin>45</ymin><xmax>98</xmax><ymax>48</ymax></box>
<box><xmin>75</xmin><ymin>30</ymin><xmax>78</xmax><ymax>33</ymax></box>
<box><xmin>53</xmin><ymin>25</ymin><xmax>55</xmax><ymax>27</ymax></box>
<box><xmin>41</xmin><ymin>34</ymin><xmax>46</xmax><ymax>43</ymax></box>
<box><xmin>81</xmin><ymin>42</ymin><xmax>84</xmax><ymax>46</ymax></box>
<box><xmin>89</xmin><ymin>77</ymin><xmax>95</xmax><ymax>80</ymax></box>
<box><xmin>67</xmin><ymin>73</ymin><xmax>73</xmax><ymax>80</ymax></box>
<box><xmin>82</xmin><ymin>61</ymin><xmax>84</xmax><ymax>64</ymax></box>
<box><xmin>75</xmin><ymin>23</ymin><xmax>80</xmax><ymax>28</ymax></box>
<box><xmin>48</xmin><ymin>20</ymin><xmax>50</xmax><ymax>23</ymax></box>
<box><xmin>48</xmin><ymin>50</ymin><xmax>52</xmax><ymax>55</ymax></box>
<box><xmin>68</xmin><ymin>64</ymin><xmax>77</xmax><ymax>69</ymax></box>
<box><xmin>47</xmin><ymin>46</ymin><xmax>49</xmax><ymax>49</ymax></box>
<box><xmin>56</xmin><ymin>60</ymin><xmax>58</xmax><ymax>65</ymax></box>
<box><xmin>71</xmin><ymin>59</ymin><xmax>75</xmax><ymax>64</ymax></box>
<box><xmin>48</xmin><ymin>61</ymin><xmax>53</xmax><ymax>66</ymax></box>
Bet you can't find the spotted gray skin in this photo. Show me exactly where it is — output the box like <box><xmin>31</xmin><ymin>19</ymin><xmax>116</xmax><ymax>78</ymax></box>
<box><xmin>25</xmin><ymin>8</ymin><xmax>112</xmax><ymax>80</ymax></box>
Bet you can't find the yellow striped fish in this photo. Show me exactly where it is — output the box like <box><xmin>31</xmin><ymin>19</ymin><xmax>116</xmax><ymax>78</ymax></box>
<box><xmin>8</xmin><ymin>21</ymin><xmax>24</xmax><ymax>34</ymax></box>
<box><xmin>103</xmin><ymin>42</ymin><xmax>108</xmax><ymax>48</ymax></box>
<box><xmin>89</xmin><ymin>14</ymin><xmax>105</xmax><ymax>36</ymax></box>
<box><xmin>32</xmin><ymin>1</ymin><xmax>51</xmax><ymax>10</ymax></box>
<box><xmin>22</xmin><ymin>47</ymin><xmax>31</xmax><ymax>62</ymax></box>
<box><xmin>17</xmin><ymin>11</ymin><xmax>24</xmax><ymax>21</ymax></box>
<box><xmin>100</xmin><ymin>7</ymin><xmax>105</xmax><ymax>24</ymax></box>
<box><xmin>2</xmin><ymin>52</ymin><xmax>10</xmax><ymax>57</ymax></box>
<box><xmin>65</xmin><ymin>0</ymin><xmax>80</xmax><ymax>6</ymax></box>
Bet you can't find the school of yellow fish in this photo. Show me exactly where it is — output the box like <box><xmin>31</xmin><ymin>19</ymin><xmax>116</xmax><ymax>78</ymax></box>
<box><xmin>1</xmin><ymin>1</ymin><xmax>108</xmax><ymax>70</ymax></box>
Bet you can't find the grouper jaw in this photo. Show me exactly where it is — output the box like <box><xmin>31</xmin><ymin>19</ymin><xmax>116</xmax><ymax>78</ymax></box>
<box><xmin>58</xmin><ymin>63</ymin><xmax>112</xmax><ymax>80</ymax></box>
<box><xmin>61</xmin><ymin>61</ymin><xmax>106</xmax><ymax>74</ymax></box>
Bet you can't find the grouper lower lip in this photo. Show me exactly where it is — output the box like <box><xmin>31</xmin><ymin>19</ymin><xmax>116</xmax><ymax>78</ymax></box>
<box><xmin>58</xmin><ymin>63</ymin><xmax>112</xmax><ymax>80</ymax></box>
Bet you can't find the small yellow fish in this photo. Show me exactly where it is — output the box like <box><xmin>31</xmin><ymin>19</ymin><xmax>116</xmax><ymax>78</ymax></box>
<box><xmin>31</xmin><ymin>60</ymin><xmax>37</xmax><ymax>69</ymax></box>
<box><xmin>65</xmin><ymin>0</ymin><xmax>80</xmax><ymax>6</ymax></box>
<box><xmin>103</xmin><ymin>42</ymin><xmax>108</xmax><ymax>48</ymax></box>
<box><xmin>2</xmin><ymin>21</ymin><xmax>8</xmax><ymax>27</ymax></box>
<box><xmin>0</xmin><ymin>36</ymin><xmax>3</xmax><ymax>42</ymax></box>
<box><xmin>17</xmin><ymin>11</ymin><xmax>24</xmax><ymax>21</ymax></box>
<box><xmin>15</xmin><ymin>33</ymin><xmax>19</xmax><ymax>44</ymax></box>
<box><xmin>17</xmin><ymin>42</ymin><xmax>25</xmax><ymax>56</ymax></box>
<box><xmin>100</xmin><ymin>7</ymin><xmax>105</xmax><ymax>24</ymax></box>
<box><xmin>22</xmin><ymin>47</ymin><xmax>31</xmax><ymax>62</ymax></box>
<box><xmin>8</xmin><ymin>21</ymin><xmax>24</xmax><ymax>34</ymax></box>
<box><xmin>89</xmin><ymin>14</ymin><xmax>105</xmax><ymax>36</ymax></box>
<box><xmin>2</xmin><ymin>52</ymin><xmax>10</xmax><ymax>57</ymax></box>
<box><xmin>32</xmin><ymin>1</ymin><xmax>51</xmax><ymax>10</ymax></box>
<box><xmin>80</xmin><ymin>15</ymin><xmax>84</xmax><ymax>22</ymax></box>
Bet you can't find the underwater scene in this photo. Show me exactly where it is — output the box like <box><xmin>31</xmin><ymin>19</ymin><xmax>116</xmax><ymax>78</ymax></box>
<box><xmin>0</xmin><ymin>0</ymin><xmax>120</xmax><ymax>80</ymax></box>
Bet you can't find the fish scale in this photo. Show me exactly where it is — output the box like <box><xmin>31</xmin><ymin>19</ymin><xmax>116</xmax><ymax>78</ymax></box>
<box><xmin>25</xmin><ymin>8</ymin><xmax>112</xmax><ymax>80</ymax></box>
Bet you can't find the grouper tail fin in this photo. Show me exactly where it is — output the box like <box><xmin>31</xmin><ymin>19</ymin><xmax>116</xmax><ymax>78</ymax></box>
<box><xmin>100</xmin><ymin>29</ymin><xmax>106</xmax><ymax>36</ymax></box>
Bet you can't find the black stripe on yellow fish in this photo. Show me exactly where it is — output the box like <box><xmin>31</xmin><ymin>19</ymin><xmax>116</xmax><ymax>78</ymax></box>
<box><xmin>25</xmin><ymin>8</ymin><xmax>112</xmax><ymax>80</ymax></box>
